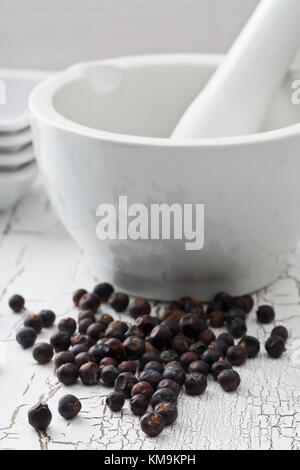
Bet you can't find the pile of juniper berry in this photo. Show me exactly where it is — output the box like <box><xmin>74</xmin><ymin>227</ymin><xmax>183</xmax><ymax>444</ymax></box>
<box><xmin>10</xmin><ymin>285</ymin><xmax>288</xmax><ymax>437</ymax></box>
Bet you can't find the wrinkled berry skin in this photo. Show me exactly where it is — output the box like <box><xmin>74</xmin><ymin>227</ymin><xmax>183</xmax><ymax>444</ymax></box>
<box><xmin>227</xmin><ymin>318</ymin><xmax>247</xmax><ymax>339</ymax></box>
<box><xmin>79</xmin><ymin>293</ymin><xmax>101</xmax><ymax>312</ymax></box>
<box><xmin>140</xmin><ymin>412</ymin><xmax>165</xmax><ymax>437</ymax></box>
<box><xmin>16</xmin><ymin>327</ymin><xmax>37</xmax><ymax>349</ymax></box>
<box><xmin>155</xmin><ymin>402</ymin><xmax>178</xmax><ymax>426</ymax></box>
<box><xmin>33</xmin><ymin>342</ymin><xmax>54</xmax><ymax>364</ymax></box>
<box><xmin>38</xmin><ymin>310</ymin><xmax>56</xmax><ymax>328</ymax></box>
<box><xmin>256</xmin><ymin>305</ymin><xmax>275</xmax><ymax>324</ymax></box>
<box><xmin>58</xmin><ymin>317</ymin><xmax>77</xmax><ymax>336</ymax></box>
<box><xmin>57</xmin><ymin>363</ymin><xmax>79</xmax><ymax>385</ymax></box>
<box><xmin>123</xmin><ymin>336</ymin><xmax>146</xmax><ymax>360</ymax></box>
<box><xmin>162</xmin><ymin>364</ymin><xmax>186</xmax><ymax>386</ymax></box>
<box><xmin>58</xmin><ymin>394</ymin><xmax>82</xmax><ymax>420</ymax></box>
<box><xmin>79</xmin><ymin>362</ymin><xmax>100</xmax><ymax>385</ymax></box>
<box><xmin>265</xmin><ymin>336</ymin><xmax>285</xmax><ymax>358</ymax></box>
<box><xmin>24</xmin><ymin>314</ymin><xmax>43</xmax><ymax>334</ymax></box>
<box><xmin>238</xmin><ymin>336</ymin><xmax>260</xmax><ymax>358</ymax></box>
<box><xmin>100</xmin><ymin>365</ymin><xmax>120</xmax><ymax>387</ymax></box>
<box><xmin>188</xmin><ymin>360</ymin><xmax>210</xmax><ymax>376</ymax></box>
<box><xmin>28</xmin><ymin>403</ymin><xmax>52</xmax><ymax>430</ymax></box>
<box><xmin>106</xmin><ymin>392</ymin><xmax>125</xmax><ymax>412</ymax></box>
<box><xmin>129</xmin><ymin>299</ymin><xmax>151</xmax><ymax>318</ymax></box>
<box><xmin>54</xmin><ymin>351</ymin><xmax>75</xmax><ymax>369</ymax></box>
<box><xmin>130</xmin><ymin>394</ymin><xmax>149</xmax><ymax>416</ymax></box>
<box><xmin>218</xmin><ymin>369</ymin><xmax>241</xmax><ymax>392</ymax></box>
<box><xmin>149</xmin><ymin>325</ymin><xmax>172</xmax><ymax>349</ymax></box>
<box><xmin>50</xmin><ymin>331</ymin><xmax>71</xmax><ymax>352</ymax></box>
<box><xmin>9</xmin><ymin>294</ymin><xmax>25</xmax><ymax>313</ymax></box>
<box><xmin>109</xmin><ymin>292</ymin><xmax>129</xmax><ymax>312</ymax></box>
<box><xmin>185</xmin><ymin>373</ymin><xmax>207</xmax><ymax>395</ymax></box>
<box><xmin>157</xmin><ymin>379</ymin><xmax>181</xmax><ymax>397</ymax></box>
<box><xmin>114</xmin><ymin>372</ymin><xmax>137</xmax><ymax>397</ymax></box>
<box><xmin>131</xmin><ymin>381</ymin><xmax>154</xmax><ymax>400</ymax></box>
<box><xmin>227</xmin><ymin>345</ymin><xmax>248</xmax><ymax>366</ymax></box>
<box><xmin>139</xmin><ymin>369</ymin><xmax>162</xmax><ymax>390</ymax></box>
<box><xmin>211</xmin><ymin>359</ymin><xmax>232</xmax><ymax>380</ymax></box>
<box><xmin>271</xmin><ymin>326</ymin><xmax>288</xmax><ymax>343</ymax></box>
<box><xmin>150</xmin><ymin>388</ymin><xmax>177</xmax><ymax>409</ymax></box>
<box><xmin>93</xmin><ymin>282</ymin><xmax>114</xmax><ymax>302</ymax></box>
<box><xmin>73</xmin><ymin>288</ymin><xmax>87</xmax><ymax>307</ymax></box>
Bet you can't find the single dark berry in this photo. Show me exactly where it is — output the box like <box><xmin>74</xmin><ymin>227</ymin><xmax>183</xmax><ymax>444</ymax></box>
<box><xmin>229</xmin><ymin>296</ymin><xmax>250</xmax><ymax>312</ymax></box>
<box><xmin>118</xmin><ymin>360</ymin><xmax>137</xmax><ymax>374</ymax></box>
<box><xmin>109</xmin><ymin>292</ymin><xmax>130</xmax><ymax>312</ymax></box>
<box><xmin>171</xmin><ymin>334</ymin><xmax>189</xmax><ymax>354</ymax></box>
<box><xmin>123</xmin><ymin>336</ymin><xmax>145</xmax><ymax>359</ymax></box>
<box><xmin>238</xmin><ymin>336</ymin><xmax>260</xmax><ymax>358</ymax></box>
<box><xmin>159</xmin><ymin>350</ymin><xmax>179</xmax><ymax>365</ymax></box>
<box><xmin>217</xmin><ymin>333</ymin><xmax>234</xmax><ymax>348</ymax></box>
<box><xmin>129</xmin><ymin>299</ymin><xmax>151</xmax><ymax>319</ymax></box>
<box><xmin>38</xmin><ymin>310</ymin><xmax>56</xmax><ymax>328</ymax></box>
<box><xmin>50</xmin><ymin>331</ymin><xmax>71</xmax><ymax>352</ymax></box>
<box><xmin>115</xmin><ymin>372</ymin><xmax>137</xmax><ymax>397</ymax></box>
<box><xmin>160</xmin><ymin>308</ymin><xmax>185</xmax><ymax>324</ymax></box>
<box><xmin>144</xmin><ymin>361</ymin><xmax>163</xmax><ymax>374</ymax></box>
<box><xmin>265</xmin><ymin>336</ymin><xmax>286</xmax><ymax>358</ymax></box>
<box><xmin>179</xmin><ymin>313</ymin><xmax>207</xmax><ymax>337</ymax></box>
<box><xmin>24</xmin><ymin>314</ymin><xmax>42</xmax><ymax>334</ymax></box>
<box><xmin>160</xmin><ymin>320</ymin><xmax>179</xmax><ymax>336</ymax></box>
<box><xmin>89</xmin><ymin>344</ymin><xmax>105</xmax><ymax>364</ymax></box>
<box><xmin>73</xmin><ymin>288</ymin><xmax>88</xmax><ymax>307</ymax></box>
<box><xmin>211</xmin><ymin>358</ymin><xmax>232</xmax><ymax>380</ymax></box>
<box><xmin>100</xmin><ymin>356</ymin><xmax>118</xmax><ymax>369</ymax></box>
<box><xmin>243</xmin><ymin>294</ymin><xmax>254</xmax><ymax>313</ymax></box>
<box><xmin>207</xmin><ymin>300</ymin><xmax>224</xmax><ymax>315</ymax></box>
<box><xmin>33</xmin><ymin>342</ymin><xmax>54</xmax><ymax>364</ymax></box>
<box><xmin>154</xmin><ymin>402</ymin><xmax>178</xmax><ymax>426</ymax></box>
<box><xmin>227</xmin><ymin>318</ymin><xmax>247</xmax><ymax>339</ymax></box>
<box><xmin>150</xmin><ymin>388</ymin><xmax>177</xmax><ymax>409</ymax></box>
<box><xmin>162</xmin><ymin>364</ymin><xmax>186</xmax><ymax>386</ymax></box>
<box><xmin>224</xmin><ymin>308</ymin><xmax>246</xmax><ymax>323</ymax></box>
<box><xmin>102</xmin><ymin>337</ymin><xmax>123</xmax><ymax>358</ymax></box>
<box><xmin>213</xmin><ymin>292</ymin><xmax>232</xmax><ymax>310</ymax></box>
<box><xmin>78</xmin><ymin>311</ymin><xmax>95</xmax><ymax>322</ymax></box>
<box><xmin>79</xmin><ymin>362</ymin><xmax>100</xmax><ymax>385</ymax></box>
<box><xmin>139</xmin><ymin>369</ymin><xmax>162</xmax><ymax>390</ymax></box>
<box><xmin>9</xmin><ymin>294</ymin><xmax>25</xmax><ymax>313</ymax></box>
<box><xmin>188</xmin><ymin>360</ymin><xmax>210</xmax><ymax>376</ymax></box>
<box><xmin>93</xmin><ymin>282</ymin><xmax>114</xmax><ymax>302</ymax></box>
<box><xmin>185</xmin><ymin>373</ymin><xmax>207</xmax><ymax>395</ymax></box>
<box><xmin>157</xmin><ymin>379</ymin><xmax>181</xmax><ymax>397</ymax></box>
<box><xmin>180</xmin><ymin>351</ymin><xmax>199</xmax><ymax>370</ymax></box>
<box><xmin>125</xmin><ymin>325</ymin><xmax>145</xmax><ymax>339</ymax></box>
<box><xmin>227</xmin><ymin>345</ymin><xmax>248</xmax><ymax>366</ymax></box>
<box><xmin>58</xmin><ymin>394</ymin><xmax>81</xmax><ymax>420</ymax></box>
<box><xmin>71</xmin><ymin>334</ymin><xmax>94</xmax><ymax>349</ymax></box>
<box><xmin>149</xmin><ymin>325</ymin><xmax>172</xmax><ymax>349</ymax></box>
<box><xmin>209</xmin><ymin>310</ymin><xmax>225</xmax><ymax>328</ymax></box>
<box><xmin>79</xmin><ymin>293</ymin><xmax>101</xmax><ymax>312</ymax></box>
<box><xmin>256</xmin><ymin>305</ymin><xmax>275</xmax><ymax>324</ymax></box>
<box><xmin>136</xmin><ymin>315</ymin><xmax>159</xmax><ymax>336</ymax></box>
<box><xmin>106</xmin><ymin>392</ymin><xmax>125</xmax><ymax>412</ymax></box>
<box><xmin>140</xmin><ymin>412</ymin><xmax>165</xmax><ymax>437</ymax></box>
<box><xmin>16</xmin><ymin>327</ymin><xmax>37</xmax><ymax>349</ymax></box>
<box><xmin>271</xmin><ymin>326</ymin><xmax>288</xmax><ymax>343</ymax></box>
<box><xmin>74</xmin><ymin>352</ymin><xmax>92</xmax><ymax>369</ymax></box>
<box><xmin>105</xmin><ymin>321</ymin><xmax>128</xmax><ymax>340</ymax></box>
<box><xmin>140</xmin><ymin>351</ymin><xmax>160</xmax><ymax>369</ymax></box>
<box><xmin>208</xmin><ymin>339</ymin><xmax>228</xmax><ymax>354</ymax></box>
<box><xmin>197</xmin><ymin>329</ymin><xmax>216</xmax><ymax>346</ymax></box>
<box><xmin>189</xmin><ymin>341</ymin><xmax>207</xmax><ymax>358</ymax></box>
<box><xmin>130</xmin><ymin>394</ymin><xmax>149</xmax><ymax>416</ymax></box>
<box><xmin>57</xmin><ymin>363</ymin><xmax>79</xmax><ymax>385</ymax></box>
<box><xmin>101</xmin><ymin>365</ymin><xmax>120</xmax><ymax>387</ymax></box>
<box><xmin>78</xmin><ymin>318</ymin><xmax>94</xmax><ymax>335</ymax></box>
<box><xmin>70</xmin><ymin>344</ymin><xmax>88</xmax><ymax>356</ymax></box>
<box><xmin>218</xmin><ymin>369</ymin><xmax>241</xmax><ymax>392</ymax></box>
<box><xmin>131</xmin><ymin>381</ymin><xmax>154</xmax><ymax>400</ymax></box>
<box><xmin>54</xmin><ymin>351</ymin><xmax>75</xmax><ymax>369</ymax></box>
<box><xmin>58</xmin><ymin>317</ymin><xmax>77</xmax><ymax>336</ymax></box>
<box><xmin>97</xmin><ymin>313</ymin><xmax>113</xmax><ymax>327</ymax></box>
<box><xmin>28</xmin><ymin>403</ymin><xmax>52</xmax><ymax>430</ymax></box>
<box><xmin>201</xmin><ymin>348</ymin><xmax>223</xmax><ymax>366</ymax></box>
<box><xmin>86</xmin><ymin>322</ymin><xmax>105</xmax><ymax>340</ymax></box>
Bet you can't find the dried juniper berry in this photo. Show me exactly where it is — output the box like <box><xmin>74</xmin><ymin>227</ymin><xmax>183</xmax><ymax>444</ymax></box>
<box><xmin>89</xmin><ymin>344</ymin><xmax>106</xmax><ymax>364</ymax></box>
<box><xmin>179</xmin><ymin>313</ymin><xmax>206</xmax><ymax>337</ymax></box>
<box><xmin>159</xmin><ymin>350</ymin><xmax>179</xmax><ymax>365</ymax></box>
<box><xmin>189</xmin><ymin>341</ymin><xmax>207</xmax><ymax>358</ymax></box>
<box><xmin>106</xmin><ymin>392</ymin><xmax>125</xmax><ymax>412</ymax></box>
<box><xmin>110</xmin><ymin>295</ymin><xmax>130</xmax><ymax>315</ymax></box>
<box><xmin>125</xmin><ymin>325</ymin><xmax>145</xmax><ymax>339</ymax></box>
<box><xmin>97</xmin><ymin>313</ymin><xmax>113</xmax><ymax>327</ymax></box>
<box><xmin>130</xmin><ymin>394</ymin><xmax>149</xmax><ymax>416</ymax></box>
<box><xmin>129</xmin><ymin>299</ymin><xmax>151</xmax><ymax>318</ymax></box>
<box><xmin>185</xmin><ymin>373</ymin><xmax>207</xmax><ymax>395</ymax></box>
<box><xmin>171</xmin><ymin>334</ymin><xmax>189</xmax><ymax>354</ymax></box>
<box><xmin>136</xmin><ymin>315</ymin><xmax>159</xmax><ymax>336</ymax></box>
<box><xmin>118</xmin><ymin>360</ymin><xmax>137</xmax><ymax>374</ymax></box>
<box><xmin>188</xmin><ymin>360</ymin><xmax>210</xmax><ymax>376</ymax></box>
<box><xmin>105</xmin><ymin>321</ymin><xmax>128</xmax><ymax>340</ymax></box>
<box><xmin>160</xmin><ymin>320</ymin><xmax>179</xmax><ymax>336</ymax></box>
<box><xmin>162</xmin><ymin>364</ymin><xmax>186</xmax><ymax>386</ymax></box>
<box><xmin>155</xmin><ymin>402</ymin><xmax>178</xmax><ymax>426</ymax></box>
<box><xmin>150</xmin><ymin>388</ymin><xmax>177</xmax><ymax>409</ymax></box>
<box><xmin>38</xmin><ymin>309</ymin><xmax>56</xmax><ymax>328</ymax></box>
<box><xmin>103</xmin><ymin>338</ymin><xmax>123</xmax><ymax>358</ymax></box>
<box><xmin>206</xmin><ymin>300</ymin><xmax>224</xmax><ymax>315</ymax></box>
<box><xmin>211</xmin><ymin>358</ymin><xmax>232</xmax><ymax>380</ymax></box>
<box><xmin>224</xmin><ymin>308</ymin><xmax>246</xmax><ymax>323</ymax></box>
<box><xmin>180</xmin><ymin>351</ymin><xmax>198</xmax><ymax>370</ymax></box>
<box><xmin>131</xmin><ymin>381</ymin><xmax>154</xmax><ymax>400</ymax></box>
<box><xmin>100</xmin><ymin>365</ymin><xmax>120</xmax><ymax>387</ymax></box>
<box><xmin>78</xmin><ymin>311</ymin><xmax>95</xmax><ymax>322</ymax></box>
<box><xmin>100</xmin><ymin>357</ymin><xmax>118</xmax><ymax>369</ymax></box>
<box><xmin>144</xmin><ymin>361</ymin><xmax>163</xmax><ymax>374</ymax></box>
<box><xmin>227</xmin><ymin>345</ymin><xmax>248</xmax><ymax>366</ymax></box>
<box><xmin>159</xmin><ymin>307</ymin><xmax>185</xmax><ymax>324</ymax></box>
<box><xmin>93</xmin><ymin>282</ymin><xmax>114</xmax><ymax>302</ymax></box>
<box><xmin>139</xmin><ymin>369</ymin><xmax>162</xmax><ymax>390</ymax></box>
<box><xmin>209</xmin><ymin>310</ymin><xmax>225</xmax><ymax>328</ymax></box>
<box><xmin>218</xmin><ymin>369</ymin><xmax>241</xmax><ymax>392</ymax></box>
<box><xmin>86</xmin><ymin>322</ymin><xmax>105</xmax><ymax>340</ymax></box>
<box><xmin>157</xmin><ymin>379</ymin><xmax>181</xmax><ymax>397</ymax></box>
<box><xmin>208</xmin><ymin>339</ymin><xmax>228</xmax><ymax>354</ymax></box>
<box><xmin>123</xmin><ymin>336</ymin><xmax>145</xmax><ymax>359</ymax></box>
<box><xmin>256</xmin><ymin>305</ymin><xmax>275</xmax><ymax>324</ymax></box>
<box><xmin>114</xmin><ymin>372</ymin><xmax>137</xmax><ymax>397</ymax></box>
<box><xmin>58</xmin><ymin>394</ymin><xmax>82</xmax><ymax>420</ymax></box>
<box><xmin>54</xmin><ymin>351</ymin><xmax>75</xmax><ymax>369</ymax></box>
<box><xmin>73</xmin><ymin>288</ymin><xmax>88</xmax><ymax>307</ymax></box>
<box><xmin>271</xmin><ymin>326</ymin><xmax>288</xmax><ymax>343</ymax></box>
<box><xmin>213</xmin><ymin>292</ymin><xmax>232</xmax><ymax>310</ymax></box>
<box><xmin>265</xmin><ymin>336</ymin><xmax>286</xmax><ymax>358</ymax></box>
<box><xmin>33</xmin><ymin>342</ymin><xmax>54</xmax><ymax>364</ymax></box>
<box><xmin>229</xmin><ymin>296</ymin><xmax>250</xmax><ymax>312</ymax></box>
<box><xmin>28</xmin><ymin>403</ymin><xmax>52</xmax><ymax>430</ymax></box>
<box><xmin>16</xmin><ymin>327</ymin><xmax>37</xmax><ymax>349</ymax></box>
<box><xmin>243</xmin><ymin>294</ymin><xmax>254</xmax><ymax>313</ymax></box>
<box><xmin>79</xmin><ymin>293</ymin><xmax>101</xmax><ymax>312</ymax></box>
<box><xmin>57</xmin><ymin>363</ymin><xmax>79</xmax><ymax>385</ymax></box>
<box><xmin>79</xmin><ymin>362</ymin><xmax>100</xmax><ymax>385</ymax></box>
<box><xmin>50</xmin><ymin>331</ymin><xmax>71</xmax><ymax>352</ymax></box>
<box><xmin>149</xmin><ymin>325</ymin><xmax>172</xmax><ymax>350</ymax></box>
<box><xmin>217</xmin><ymin>333</ymin><xmax>234</xmax><ymax>348</ymax></box>
<box><xmin>9</xmin><ymin>294</ymin><xmax>25</xmax><ymax>313</ymax></box>
<box><xmin>24</xmin><ymin>314</ymin><xmax>42</xmax><ymax>334</ymax></box>
<box><xmin>238</xmin><ymin>336</ymin><xmax>260</xmax><ymax>358</ymax></box>
<box><xmin>227</xmin><ymin>318</ymin><xmax>247</xmax><ymax>339</ymax></box>
<box><xmin>140</xmin><ymin>351</ymin><xmax>160</xmax><ymax>369</ymax></box>
<box><xmin>73</xmin><ymin>334</ymin><xmax>95</xmax><ymax>349</ymax></box>
<box><xmin>201</xmin><ymin>348</ymin><xmax>223</xmax><ymax>367</ymax></box>
<box><xmin>74</xmin><ymin>352</ymin><xmax>92</xmax><ymax>369</ymax></box>
<box><xmin>140</xmin><ymin>412</ymin><xmax>165</xmax><ymax>437</ymax></box>
<box><xmin>78</xmin><ymin>318</ymin><xmax>94</xmax><ymax>335</ymax></box>
<box><xmin>197</xmin><ymin>329</ymin><xmax>216</xmax><ymax>346</ymax></box>
<box><xmin>58</xmin><ymin>317</ymin><xmax>77</xmax><ymax>336</ymax></box>
<box><xmin>70</xmin><ymin>344</ymin><xmax>88</xmax><ymax>356</ymax></box>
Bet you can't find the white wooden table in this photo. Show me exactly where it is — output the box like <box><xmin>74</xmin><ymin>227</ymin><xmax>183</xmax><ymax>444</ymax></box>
<box><xmin>0</xmin><ymin>178</ymin><xmax>299</xmax><ymax>450</ymax></box>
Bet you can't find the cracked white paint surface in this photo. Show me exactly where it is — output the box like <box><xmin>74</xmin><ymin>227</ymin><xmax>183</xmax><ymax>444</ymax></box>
<box><xmin>0</xmin><ymin>179</ymin><xmax>299</xmax><ymax>450</ymax></box>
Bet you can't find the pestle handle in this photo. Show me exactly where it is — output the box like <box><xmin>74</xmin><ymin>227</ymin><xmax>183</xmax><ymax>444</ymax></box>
<box><xmin>172</xmin><ymin>0</ymin><xmax>300</xmax><ymax>139</ymax></box>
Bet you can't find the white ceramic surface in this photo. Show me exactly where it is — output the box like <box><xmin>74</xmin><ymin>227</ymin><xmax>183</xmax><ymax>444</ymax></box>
<box><xmin>0</xmin><ymin>161</ymin><xmax>37</xmax><ymax>211</ymax></box>
<box><xmin>29</xmin><ymin>54</ymin><xmax>300</xmax><ymax>300</ymax></box>
<box><xmin>0</xmin><ymin>144</ymin><xmax>34</xmax><ymax>170</ymax></box>
<box><xmin>0</xmin><ymin>127</ymin><xmax>32</xmax><ymax>151</ymax></box>
<box><xmin>0</xmin><ymin>69</ymin><xmax>49</xmax><ymax>133</ymax></box>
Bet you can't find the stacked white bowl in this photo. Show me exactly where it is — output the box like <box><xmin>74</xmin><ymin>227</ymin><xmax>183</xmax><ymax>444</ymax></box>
<box><xmin>0</xmin><ymin>69</ymin><xmax>49</xmax><ymax>210</ymax></box>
